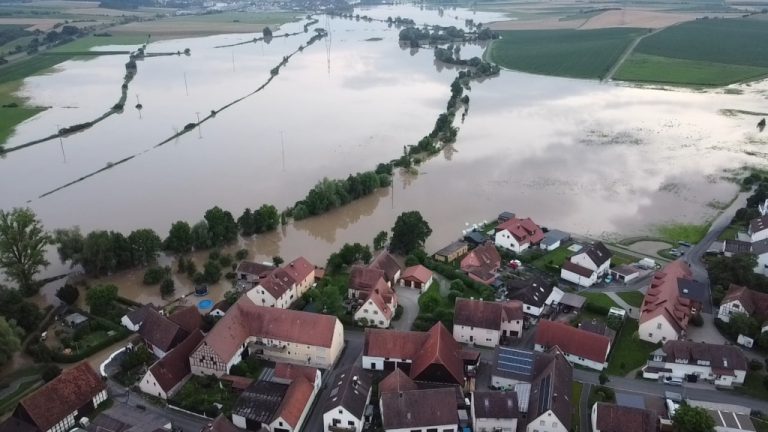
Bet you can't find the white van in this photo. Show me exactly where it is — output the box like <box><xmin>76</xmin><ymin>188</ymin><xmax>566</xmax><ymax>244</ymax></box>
<box><xmin>664</xmin><ymin>376</ymin><xmax>684</xmax><ymax>386</ymax></box>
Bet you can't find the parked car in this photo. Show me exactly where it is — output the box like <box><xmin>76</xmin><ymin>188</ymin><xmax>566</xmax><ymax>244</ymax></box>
<box><xmin>664</xmin><ymin>376</ymin><xmax>683</xmax><ymax>386</ymax></box>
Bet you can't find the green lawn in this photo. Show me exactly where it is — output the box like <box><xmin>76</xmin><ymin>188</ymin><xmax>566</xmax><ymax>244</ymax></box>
<box><xmin>171</xmin><ymin>375</ymin><xmax>237</xmax><ymax>416</ymax></box>
<box><xmin>615</xmin><ymin>53</ymin><xmax>768</xmax><ymax>87</ymax></box>
<box><xmin>581</xmin><ymin>292</ymin><xmax>619</xmax><ymax>310</ymax></box>
<box><xmin>616</xmin><ymin>18</ymin><xmax>768</xmax><ymax>86</ymax></box>
<box><xmin>531</xmin><ymin>245</ymin><xmax>572</xmax><ymax>273</ymax></box>
<box><xmin>572</xmin><ymin>381</ymin><xmax>583</xmax><ymax>432</ymax></box>
<box><xmin>655</xmin><ymin>222</ymin><xmax>709</xmax><ymax>244</ymax></box>
<box><xmin>718</xmin><ymin>224</ymin><xmax>743</xmax><ymax>241</ymax></box>
<box><xmin>606</xmin><ymin>319</ymin><xmax>658</xmax><ymax>376</ymax></box>
<box><xmin>611</xmin><ymin>250</ymin><xmax>637</xmax><ymax>267</ymax></box>
<box><xmin>0</xmin><ymin>82</ymin><xmax>43</xmax><ymax>145</ymax></box>
<box><xmin>616</xmin><ymin>291</ymin><xmax>644</xmax><ymax>308</ymax></box>
<box><xmin>486</xmin><ymin>27</ymin><xmax>646</xmax><ymax>79</ymax></box>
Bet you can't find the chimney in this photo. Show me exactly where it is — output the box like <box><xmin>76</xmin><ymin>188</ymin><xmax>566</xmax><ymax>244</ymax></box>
<box><xmin>352</xmin><ymin>376</ymin><xmax>358</xmax><ymax>388</ymax></box>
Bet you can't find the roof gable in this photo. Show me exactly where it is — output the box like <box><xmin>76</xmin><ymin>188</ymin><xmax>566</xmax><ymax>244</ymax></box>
<box><xmin>370</xmin><ymin>252</ymin><xmax>402</xmax><ymax>282</ymax></box>
<box><xmin>139</xmin><ymin>308</ymin><xmax>188</xmax><ymax>352</ymax></box>
<box><xmin>534</xmin><ymin>321</ymin><xmax>610</xmax><ymax>364</ymax></box>
<box><xmin>411</xmin><ymin>323</ymin><xmax>466</xmax><ymax>385</ymax></box>
<box><xmin>324</xmin><ymin>365</ymin><xmax>372</xmax><ymax>417</ymax></box>
<box><xmin>639</xmin><ymin>260</ymin><xmax>694</xmax><ymax>333</ymax></box>
<box><xmin>496</xmin><ymin>217</ymin><xmax>544</xmax><ymax>244</ymax></box>
<box><xmin>148</xmin><ymin>330</ymin><xmax>204</xmax><ymax>393</ymax></box>
<box><xmin>402</xmin><ymin>265</ymin><xmax>433</xmax><ymax>284</ymax></box>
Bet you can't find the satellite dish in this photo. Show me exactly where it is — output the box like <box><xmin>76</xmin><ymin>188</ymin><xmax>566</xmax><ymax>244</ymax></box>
<box><xmin>465</xmin><ymin>222</ymin><xmax>469</xmax><ymax>226</ymax></box>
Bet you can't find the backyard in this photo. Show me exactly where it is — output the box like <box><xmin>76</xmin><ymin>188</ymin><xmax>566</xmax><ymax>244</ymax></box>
<box><xmin>606</xmin><ymin>319</ymin><xmax>658</xmax><ymax>376</ymax></box>
<box><xmin>616</xmin><ymin>291</ymin><xmax>644</xmax><ymax>308</ymax></box>
<box><xmin>170</xmin><ymin>375</ymin><xmax>238</xmax><ymax>417</ymax></box>
<box><xmin>531</xmin><ymin>245</ymin><xmax>572</xmax><ymax>273</ymax></box>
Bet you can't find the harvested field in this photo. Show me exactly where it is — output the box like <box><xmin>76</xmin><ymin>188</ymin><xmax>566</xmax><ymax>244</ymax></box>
<box><xmin>0</xmin><ymin>18</ymin><xmax>62</xmax><ymax>31</ymax></box>
<box><xmin>109</xmin><ymin>12</ymin><xmax>299</xmax><ymax>39</ymax></box>
<box><xmin>487</xmin><ymin>18</ymin><xmax>585</xmax><ymax>30</ymax></box>
<box><xmin>580</xmin><ymin>9</ymin><xmax>741</xmax><ymax>29</ymax></box>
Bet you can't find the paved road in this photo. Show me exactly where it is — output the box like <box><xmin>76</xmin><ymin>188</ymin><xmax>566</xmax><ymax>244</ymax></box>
<box><xmin>393</xmin><ymin>285</ymin><xmax>419</xmax><ymax>331</ymax></box>
<box><xmin>302</xmin><ymin>330</ymin><xmax>365</xmax><ymax>432</ymax></box>
<box><xmin>605</xmin><ymin>292</ymin><xmax>639</xmax><ymax>319</ymax></box>
<box><xmin>602</xmin><ymin>27</ymin><xmax>664</xmax><ymax>81</ymax></box>
<box><xmin>105</xmin><ymin>381</ymin><xmax>208</xmax><ymax>432</ymax></box>
<box><xmin>683</xmin><ymin>192</ymin><xmax>748</xmax><ymax>313</ymax></box>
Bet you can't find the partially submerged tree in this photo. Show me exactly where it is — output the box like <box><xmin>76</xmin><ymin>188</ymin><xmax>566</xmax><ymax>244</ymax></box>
<box><xmin>389</xmin><ymin>211</ymin><xmax>432</xmax><ymax>255</ymax></box>
<box><xmin>0</xmin><ymin>208</ymin><xmax>51</xmax><ymax>296</ymax></box>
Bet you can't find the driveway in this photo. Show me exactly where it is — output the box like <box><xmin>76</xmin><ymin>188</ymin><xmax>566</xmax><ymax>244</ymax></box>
<box><xmin>393</xmin><ymin>285</ymin><xmax>420</xmax><ymax>331</ymax></box>
<box><xmin>685</xmin><ymin>313</ymin><xmax>728</xmax><ymax>345</ymax></box>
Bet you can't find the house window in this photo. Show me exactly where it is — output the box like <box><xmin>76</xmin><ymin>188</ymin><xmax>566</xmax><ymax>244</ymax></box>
<box><xmin>657</xmin><ymin>323</ymin><xmax>662</xmax><ymax>330</ymax></box>
<box><xmin>427</xmin><ymin>429</ymin><xmax>438</xmax><ymax>432</ymax></box>
<box><xmin>648</xmin><ymin>333</ymin><xmax>653</xmax><ymax>338</ymax></box>
<box><xmin>540</xmin><ymin>421</ymin><xmax>545</xmax><ymax>426</ymax></box>
<box><xmin>333</xmin><ymin>419</ymin><xmax>341</xmax><ymax>426</ymax></box>
<box><xmin>338</xmin><ymin>410</ymin><xmax>343</xmax><ymax>414</ymax></box>
<box><xmin>733</xmin><ymin>304</ymin><xmax>740</xmax><ymax>309</ymax></box>
<box><xmin>349</xmin><ymin>421</ymin><xmax>356</xmax><ymax>426</ymax></box>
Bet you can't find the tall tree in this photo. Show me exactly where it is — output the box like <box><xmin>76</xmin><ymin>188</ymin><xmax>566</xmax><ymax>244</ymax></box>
<box><xmin>0</xmin><ymin>317</ymin><xmax>21</xmax><ymax>367</ymax></box>
<box><xmin>85</xmin><ymin>284</ymin><xmax>118</xmax><ymax>317</ymax></box>
<box><xmin>253</xmin><ymin>204</ymin><xmax>280</xmax><ymax>233</ymax></box>
<box><xmin>672</xmin><ymin>404</ymin><xmax>715</xmax><ymax>432</ymax></box>
<box><xmin>53</xmin><ymin>227</ymin><xmax>84</xmax><ymax>266</ymax></box>
<box><xmin>373</xmin><ymin>231</ymin><xmax>388</xmax><ymax>250</ymax></box>
<box><xmin>272</xmin><ymin>256</ymin><xmax>284</xmax><ymax>267</ymax></box>
<box><xmin>0</xmin><ymin>208</ymin><xmax>51</xmax><ymax>296</ymax></box>
<box><xmin>238</xmin><ymin>208</ymin><xmax>255</xmax><ymax>236</ymax></box>
<box><xmin>191</xmin><ymin>220</ymin><xmax>212</xmax><ymax>250</ymax></box>
<box><xmin>204</xmin><ymin>207</ymin><xmax>238</xmax><ymax>246</ymax></box>
<box><xmin>389</xmin><ymin>211</ymin><xmax>432</xmax><ymax>255</ymax></box>
<box><xmin>81</xmin><ymin>231</ymin><xmax>115</xmax><ymax>275</ymax></box>
<box><xmin>128</xmin><ymin>228</ymin><xmax>162</xmax><ymax>266</ymax></box>
<box><xmin>165</xmin><ymin>221</ymin><xmax>192</xmax><ymax>254</ymax></box>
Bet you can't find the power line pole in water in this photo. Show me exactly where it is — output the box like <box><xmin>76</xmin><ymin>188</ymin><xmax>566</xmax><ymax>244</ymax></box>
<box><xmin>195</xmin><ymin>112</ymin><xmax>202</xmax><ymax>138</ymax></box>
<box><xmin>56</xmin><ymin>124</ymin><xmax>66</xmax><ymax>163</ymax></box>
<box><xmin>183</xmin><ymin>72</ymin><xmax>189</xmax><ymax>96</ymax></box>
<box><xmin>280</xmin><ymin>131</ymin><xmax>286</xmax><ymax>171</ymax></box>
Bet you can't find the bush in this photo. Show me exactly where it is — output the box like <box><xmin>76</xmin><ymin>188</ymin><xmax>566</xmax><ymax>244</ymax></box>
<box><xmin>599</xmin><ymin>372</ymin><xmax>609</xmax><ymax>384</ymax></box>
<box><xmin>225</xmin><ymin>272</ymin><xmax>236</xmax><ymax>280</ymax></box>
<box><xmin>203</xmin><ymin>261</ymin><xmax>222</xmax><ymax>284</ymax></box>
<box><xmin>405</xmin><ymin>255</ymin><xmax>420</xmax><ymax>266</ymax></box>
<box><xmin>160</xmin><ymin>278</ymin><xmax>175</xmax><ymax>298</ymax></box>
<box><xmin>186</xmin><ymin>260</ymin><xmax>197</xmax><ymax>278</ymax></box>
<box><xmin>56</xmin><ymin>284</ymin><xmax>79</xmax><ymax>305</ymax></box>
<box><xmin>750</xmin><ymin>359</ymin><xmax>764</xmax><ymax>371</ymax></box>
<box><xmin>218</xmin><ymin>254</ymin><xmax>233</xmax><ymax>268</ymax></box>
<box><xmin>690</xmin><ymin>313</ymin><xmax>704</xmax><ymax>327</ymax></box>
<box><xmin>235</xmin><ymin>249</ymin><xmax>249</xmax><ymax>260</ymax></box>
<box><xmin>394</xmin><ymin>305</ymin><xmax>404</xmax><ymax>321</ymax></box>
<box><xmin>584</xmin><ymin>302</ymin><xmax>610</xmax><ymax>316</ymax></box>
<box><xmin>209</xmin><ymin>250</ymin><xmax>221</xmax><ymax>261</ymax></box>
<box><xmin>41</xmin><ymin>364</ymin><xmax>62</xmax><ymax>382</ymax></box>
<box><xmin>143</xmin><ymin>266</ymin><xmax>168</xmax><ymax>285</ymax></box>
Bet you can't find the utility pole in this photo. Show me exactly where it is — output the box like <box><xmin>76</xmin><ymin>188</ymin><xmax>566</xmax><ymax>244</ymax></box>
<box><xmin>183</xmin><ymin>72</ymin><xmax>189</xmax><ymax>96</ymax></box>
<box><xmin>195</xmin><ymin>112</ymin><xmax>202</xmax><ymax>138</ymax></box>
<box><xmin>56</xmin><ymin>124</ymin><xmax>66</xmax><ymax>163</ymax></box>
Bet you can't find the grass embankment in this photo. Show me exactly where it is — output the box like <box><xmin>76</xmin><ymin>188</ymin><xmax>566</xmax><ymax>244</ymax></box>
<box><xmin>615</xmin><ymin>18</ymin><xmax>768</xmax><ymax>86</ymax></box>
<box><xmin>616</xmin><ymin>291</ymin><xmax>644</xmax><ymax>307</ymax></box>
<box><xmin>486</xmin><ymin>27</ymin><xmax>646</xmax><ymax>79</ymax></box>
<box><xmin>580</xmin><ymin>292</ymin><xmax>619</xmax><ymax>310</ymax></box>
<box><xmin>655</xmin><ymin>222</ymin><xmax>709</xmax><ymax>244</ymax></box>
<box><xmin>606</xmin><ymin>319</ymin><xmax>658</xmax><ymax>376</ymax></box>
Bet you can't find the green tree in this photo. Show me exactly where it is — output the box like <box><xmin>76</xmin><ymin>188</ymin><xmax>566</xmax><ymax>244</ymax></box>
<box><xmin>160</xmin><ymin>278</ymin><xmax>175</xmax><ymax>298</ymax></box>
<box><xmin>390</xmin><ymin>211</ymin><xmax>432</xmax><ymax>255</ymax></box>
<box><xmin>235</xmin><ymin>249</ymin><xmax>249</xmax><ymax>260</ymax></box>
<box><xmin>729</xmin><ymin>312</ymin><xmax>759</xmax><ymax>338</ymax></box>
<box><xmin>263</xmin><ymin>26</ymin><xmax>273</xmax><ymax>38</ymax></box>
<box><xmin>80</xmin><ymin>230</ymin><xmax>114</xmax><ymax>275</ymax></box>
<box><xmin>86</xmin><ymin>284</ymin><xmax>118</xmax><ymax>316</ymax></box>
<box><xmin>272</xmin><ymin>256</ymin><xmax>284</xmax><ymax>267</ymax></box>
<box><xmin>203</xmin><ymin>261</ymin><xmax>222</xmax><ymax>284</ymax></box>
<box><xmin>53</xmin><ymin>227</ymin><xmax>84</xmax><ymax>265</ymax></box>
<box><xmin>110</xmin><ymin>231</ymin><xmax>133</xmax><ymax>270</ymax></box>
<box><xmin>204</xmin><ymin>206</ymin><xmax>238</xmax><ymax>246</ymax></box>
<box><xmin>41</xmin><ymin>364</ymin><xmax>62</xmax><ymax>382</ymax></box>
<box><xmin>0</xmin><ymin>317</ymin><xmax>21</xmax><ymax>367</ymax></box>
<box><xmin>253</xmin><ymin>204</ymin><xmax>280</xmax><ymax>233</ymax></box>
<box><xmin>128</xmin><ymin>228</ymin><xmax>161</xmax><ymax>266</ymax></box>
<box><xmin>0</xmin><ymin>208</ymin><xmax>51</xmax><ymax>296</ymax></box>
<box><xmin>165</xmin><ymin>221</ymin><xmax>192</xmax><ymax>254</ymax></box>
<box><xmin>373</xmin><ymin>231</ymin><xmax>388</xmax><ymax>250</ymax></box>
<box><xmin>0</xmin><ymin>288</ymin><xmax>42</xmax><ymax>333</ymax></box>
<box><xmin>238</xmin><ymin>208</ymin><xmax>255</xmax><ymax>236</ymax></box>
<box><xmin>672</xmin><ymin>404</ymin><xmax>715</xmax><ymax>432</ymax></box>
<box><xmin>56</xmin><ymin>284</ymin><xmax>79</xmax><ymax>305</ymax></box>
<box><xmin>191</xmin><ymin>220</ymin><xmax>211</xmax><ymax>250</ymax></box>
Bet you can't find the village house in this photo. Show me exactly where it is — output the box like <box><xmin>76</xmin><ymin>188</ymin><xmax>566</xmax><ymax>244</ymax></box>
<box><xmin>591</xmin><ymin>403</ymin><xmax>658</xmax><ymax>432</ymax></box>
<box><xmin>717</xmin><ymin>283</ymin><xmax>768</xmax><ymax>323</ymax></box>
<box><xmin>642</xmin><ymin>340</ymin><xmax>747</xmax><ymax>387</ymax></box>
<box><xmin>471</xmin><ymin>391</ymin><xmax>518</xmax><ymax>432</ymax></box>
<box><xmin>362</xmin><ymin>322</ymin><xmax>480</xmax><ymax>387</ymax></box>
<box><xmin>231</xmin><ymin>363</ymin><xmax>320</xmax><ymax>432</ymax></box>
<box><xmin>138</xmin><ymin>306</ymin><xmax>201</xmax><ymax>358</ymax></box>
<box><xmin>560</xmin><ymin>242</ymin><xmax>612</xmax><ymax>288</ymax></box>
<box><xmin>490</xmin><ymin>346</ymin><xmax>537</xmax><ymax>390</ymax></box>
<box><xmin>235</xmin><ymin>260</ymin><xmax>274</xmax><ymax>285</ymax></box>
<box><xmin>209</xmin><ymin>300</ymin><xmax>232</xmax><ymax>318</ymax></box>
<box><xmin>722</xmin><ymin>238</ymin><xmax>768</xmax><ymax>275</ymax></box>
<box><xmin>10</xmin><ymin>363</ymin><xmax>107</xmax><ymax>432</ymax></box>
<box><xmin>370</xmin><ymin>251</ymin><xmax>402</xmax><ymax>285</ymax></box>
<box><xmin>120</xmin><ymin>303</ymin><xmax>158</xmax><ymax>331</ymax></box>
<box><xmin>749</xmin><ymin>214</ymin><xmax>768</xmax><ymax>242</ymax></box>
<box><xmin>399</xmin><ymin>264</ymin><xmax>433</xmax><ymax>292</ymax></box>
<box><xmin>190</xmin><ymin>296</ymin><xmax>344</xmax><ymax>375</ymax></box>
<box><xmin>460</xmin><ymin>243</ymin><xmax>502</xmax><ymax>285</ymax></box>
<box><xmin>506</xmin><ymin>277</ymin><xmax>560</xmax><ymax>317</ymax></box>
<box><xmin>638</xmin><ymin>260</ymin><xmax>701</xmax><ymax>343</ymax></box>
<box><xmin>534</xmin><ymin>320</ymin><xmax>611</xmax><ymax>371</ymax></box>
<box><xmin>452</xmin><ymin>298</ymin><xmax>524</xmax><ymax>347</ymax></box>
<box><xmin>139</xmin><ymin>330</ymin><xmax>204</xmax><ymax>400</ymax></box>
<box><xmin>540</xmin><ymin>230</ymin><xmax>570</xmax><ymax>252</ymax></box>
<box><xmin>609</xmin><ymin>265</ymin><xmax>641</xmax><ymax>283</ymax></box>
<box><xmin>434</xmin><ymin>241</ymin><xmax>470</xmax><ymax>263</ymax></box>
<box><xmin>348</xmin><ymin>265</ymin><xmax>398</xmax><ymax>329</ymax></box>
<box><xmin>526</xmin><ymin>347</ymin><xmax>573</xmax><ymax>432</ymax></box>
<box><xmin>494</xmin><ymin>217</ymin><xmax>545</xmax><ymax>253</ymax></box>
<box><xmin>322</xmin><ymin>364</ymin><xmax>372</xmax><ymax>432</ymax></box>
<box><xmin>464</xmin><ymin>231</ymin><xmax>491</xmax><ymax>248</ymax></box>
<box><xmin>245</xmin><ymin>257</ymin><xmax>316</xmax><ymax>309</ymax></box>
<box><xmin>378</xmin><ymin>370</ymin><xmax>462</xmax><ymax>432</ymax></box>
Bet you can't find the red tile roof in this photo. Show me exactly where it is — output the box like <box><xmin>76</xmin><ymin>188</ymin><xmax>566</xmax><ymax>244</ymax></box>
<box><xmin>147</xmin><ymin>330</ymin><xmax>204</xmax><ymax>393</ymax></box>
<box><xmin>460</xmin><ymin>243</ymin><xmax>501</xmax><ymax>284</ymax></box>
<box><xmin>349</xmin><ymin>265</ymin><xmax>386</xmax><ymax>292</ymax></box>
<box><xmin>282</xmin><ymin>257</ymin><xmax>315</xmax><ymax>285</ymax></box>
<box><xmin>534</xmin><ymin>320</ymin><xmax>611</xmax><ymax>364</ymax></box>
<box><xmin>411</xmin><ymin>323</ymin><xmax>466</xmax><ymax>385</ymax></box>
<box><xmin>380</xmin><ymin>387</ymin><xmax>459</xmax><ymax>430</ymax></box>
<box><xmin>168</xmin><ymin>306</ymin><xmax>202</xmax><ymax>333</ymax></box>
<box><xmin>595</xmin><ymin>403</ymin><xmax>657</xmax><ymax>432</ymax></box>
<box><xmin>202</xmin><ymin>415</ymin><xmax>243</xmax><ymax>432</ymax></box>
<box><xmin>199</xmin><ymin>296</ymin><xmax>339</xmax><ymax>363</ymax></box>
<box><xmin>17</xmin><ymin>363</ymin><xmax>106</xmax><ymax>431</ymax></box>
<box><xmin>379</xmin><ymin>368</ymin><xmax>418</xmax><ymax>394</ymax></box>
<box><xmin>364</xmin><ymin>328</ymin><xmax>428</xmax><ymax>360</ymax></box>
<box><xmin>275</xmin><ymin>375</ymin><xmax>315</xmax><ymax>428</ymax></box>
<box><xmin>453</xmin><ymin>298</ymin><xmax>523</xmax><ymax>330</ymax></box>
<box><xmin>496</xmin><ymin>217</ymin><xmax>545</xmax><ymax>245</ymax></box>
<box><xmin>274</xmin><ymin>363</ymin><xmax>318</xmax><ymax>384</ymax></box>
<box><xmin>139</xmin><ymin>308</ymin><xmax>188</xmax><ymax>352</ymax></box>
<box><xmin>401</xmin><ymin>265</ymin><xmax>433</xmax><ymax>284</ymax></box>
<box><xmin>639</xmin><ymin>260</ymin><xmax>694</xmax><ymax>333</ymax></box>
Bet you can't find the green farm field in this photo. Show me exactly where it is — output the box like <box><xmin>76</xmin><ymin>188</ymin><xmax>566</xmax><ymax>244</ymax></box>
<box><xmin>486</xmin><ymin>28</ymin><xmax>646</xmax><ymax>79</ymax></box>
<box><xmin>616</xmin><ymin>18</ymin><xmax>768</xmax><ymax>86</ymax></box>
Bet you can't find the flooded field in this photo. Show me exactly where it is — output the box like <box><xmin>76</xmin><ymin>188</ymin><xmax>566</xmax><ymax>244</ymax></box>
<box><xmin>2</xmin><ymin>5</ymin><xmax>768</xmax><ymax>306</ymax></box>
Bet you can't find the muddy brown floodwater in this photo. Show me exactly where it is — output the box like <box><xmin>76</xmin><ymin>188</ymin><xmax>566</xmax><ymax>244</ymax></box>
<box><xmin>1</xmin><ymin>6</ymin><xmax>768</xmax><ymax>307</ymax></box>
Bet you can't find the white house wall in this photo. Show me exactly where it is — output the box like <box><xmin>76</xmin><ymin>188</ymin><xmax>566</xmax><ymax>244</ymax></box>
<box><xmin>324</xmin><ymin>406</ymin><xmax>365</xmax><ymax>432</ymax></box>
<box><xmin>139</xmin><ymin>370</ymin><xmax>168</xmax><ymax>399</ymax></box>
<box><xmin>354</xmin><ymin>299</ymin><xmax>390</xmax><ymax>328</ymax></box>
<box><xmin>526</xmin><ymin>410</ymin><xmax>568</xmax><ymax>432</ymax></box>
<box><xmin>717</xmin><ymin>300</ymin><xmax>747</xmax><ymax>323</ymax></box>
<box><xmin>120</xmin><ymin>316</ymin><xmax>140</xmax><ymax>332</ymax></box>
<box><xmin>560</xmin><ymin>268</ymin><xmax>596</xmax><ymax>288</ymax></box>
<box><xmin>495</xmin><ymin>230</ymin><xmax>527</xmax><ymax>253</ymax></box>
<box><xmin>534</xmin><ymin>344</ymin><xmax>607</xmax><ymax>371</ymax></box>
<box><xmin>639</xmin><ymin>315</ymin><xmax>680</xmax><ymax>344</ymax></box>
<box><xmin>453</xmin><ymin>325</ymin><xmax>500</xmax><ymax>348</ymax></box>
<box><xmin>475</xmin><ymin>417</ymin><xmax>517</xmax><ymax>432</ymax></box>
<box><xmin>751</xmin><ymin>229</ymin><xmax>768</xmax><ymax>243</ymax></box>
<box><xmin>755</xmin><ymin>253</ymin><xmax>768</xmax><ymax>276</ymax></box>
<box><xmin>652</xmin><ymin>362</ymin><xmax>746</xmax><ymax>386</ymax></box>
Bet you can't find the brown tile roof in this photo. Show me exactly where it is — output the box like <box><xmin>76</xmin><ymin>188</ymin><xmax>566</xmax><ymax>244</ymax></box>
<box><xmin>371</xmin><ymin>252</ymin><xmax>402</xmax><ymax>282</ymax></box>
<box><xmin>236</xmin><ymin>260</ymin><xmax>274</xmax><ymax>276</ymax></box>
<box><xmin>453</xmin><ymin>298</ymin><xmax>523</xmax><ymax>330</ymax></box>
<box><xmin>496</xmin><ymin>217</ymin><xmax>544</xmax><ymax>245</ymax></box>
<box><xmin>473</xmin><ymin>391</ymin><xmax>519</xmax><ymax>419</ymax></box>
<box><xmin>411</xmin><ymin>323</ymin><xmax>466</xmax><ymax>385</ymax></box>
<box><xmin>202</xmin><ymin>415</ymin><xmax>243</xmax><ymax>432</ymax></box>
<box><xmin>401</xmin><ymin>265</ymin><xmax>433</xmax><ymax>284</ymax></box>
<box><xmin>722</xmin><ymin>283</ymin><xmax>768</xmax><ymax>318</ymax></box>
<box><xmin>562</xmin><ymin>261</ymin><xmax>594</xmax><ymax>278</ymax></box>
<box><xmin>125</xmin><ymin>303</ymin><xmax>158</xmax><ymax>326</ymax></box>
<box><xmin>435</xmin><ymin>241</ymin><xmax>469</xmax><ymax>258</ymax></box>
<box><xmin>199</xmin><ymin>296</ymin><xmax>339</xmax><ymax>363</ymax></box>
<box><xmin>364</xmin><ymin>328</ymin><xmax>428</xmax><ymax>359</ymax></box>
<box><xmin>528</xmin><ymin>347</ymin><xmax>572</xmax><ymax>429</ymax></box>
<box><xmin>274</xmin><ymin>363</ymin><xmax>318</xmax><ymax>384</ymax></box>
<box><xmin>460</xmin><ymin>243</ymin><xmax>501</xmax><ymax>281</ymax></box>
<box><xmin>275</xmin><ymin>375</ymin><xmax>315</xmax><ymax>428</ymax></box>
<box><xmin>660</xmin><ymin>340</ymin><xmax>747</xmax><ymax>373</ymax></box>
<box><xmin>535</xmin><ymin>320</ymin><xmax>610</xmax><ymax>364</ymax></box>
<box><xmin>595</xmin><ymin>403</ymin><xmax>657</xmax><ymax>432</ymax></box>
<box><xmin>258</xmin><ymin>272</ymin><xmax>293</xmax><ymax>299</ymax></box>
<box><xmin>0</xmin><ymin>417</ymin><xmax>36</xmax><ymax>432</ymax></box>
<box><xmin>323</xmin><ymin>364</ymin><xmax>372</xmax><ymax>418</ymax></box>
<box><xmin>220</xmin><ymin>375</ymin><xmax>254</xmax><ymax>392</ymax></box>
<box><xmin>147</xmin><ymin>330</ymin><xmax>204</xmax><ymax>393</ymax></box>
<box><xmin>349</xmin><ymin>265</ymin><xmax>386</xmax><ymax>292</ymax></box>
<box><xmin>168</xmin><ymin>306</ymin><xmax>202</xmax><ymax>333</ymax></box>
<box><xmin>17</xmin><ymin>363</ymin><xmax>106</xmax><ymax>431</ymax></box>
<box><xmin>380</xmin><ymin>387</ymin><xmax>459</xmax><ymax>430</ymax></box>
<box><xmin>640</xmin><ymin>260</ymin><xmax>694</xmax><ymax>333</ymax></box>
<box><xmin>139</xmin><ymin>308</ymin><xmax>188</xmax><ymax>352</ymax></box>
<box><xmin>281</xmin><ymin>257</ymin><xmax>315</xmax><ymax>284</ymax></box>
<box><xmin>379</xmin><ymin>368</ymin><xmax>418</xmax><ymax>394</ymax></box>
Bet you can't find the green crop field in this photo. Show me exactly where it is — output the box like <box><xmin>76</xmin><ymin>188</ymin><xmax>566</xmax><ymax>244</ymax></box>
<box><xmin>486</xmin><ymin>28</ymin><xmax>646</xmax><ymax>79</ymax></box>
<box><xmin>616</xmin><ymin>18</ymin><xmax>768</xmax><ymax>86</ymax></box>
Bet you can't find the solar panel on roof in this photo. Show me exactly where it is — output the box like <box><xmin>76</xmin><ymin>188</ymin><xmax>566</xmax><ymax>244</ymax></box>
<box><xmin>496</xmin><ymin>347</ymin><xmax>534</xmax><ymax>376</ymax></box>
<box><xmin>539</xmin><ymin>374</ymin><xmax>552</xmax><ymax>412</ymax></box>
